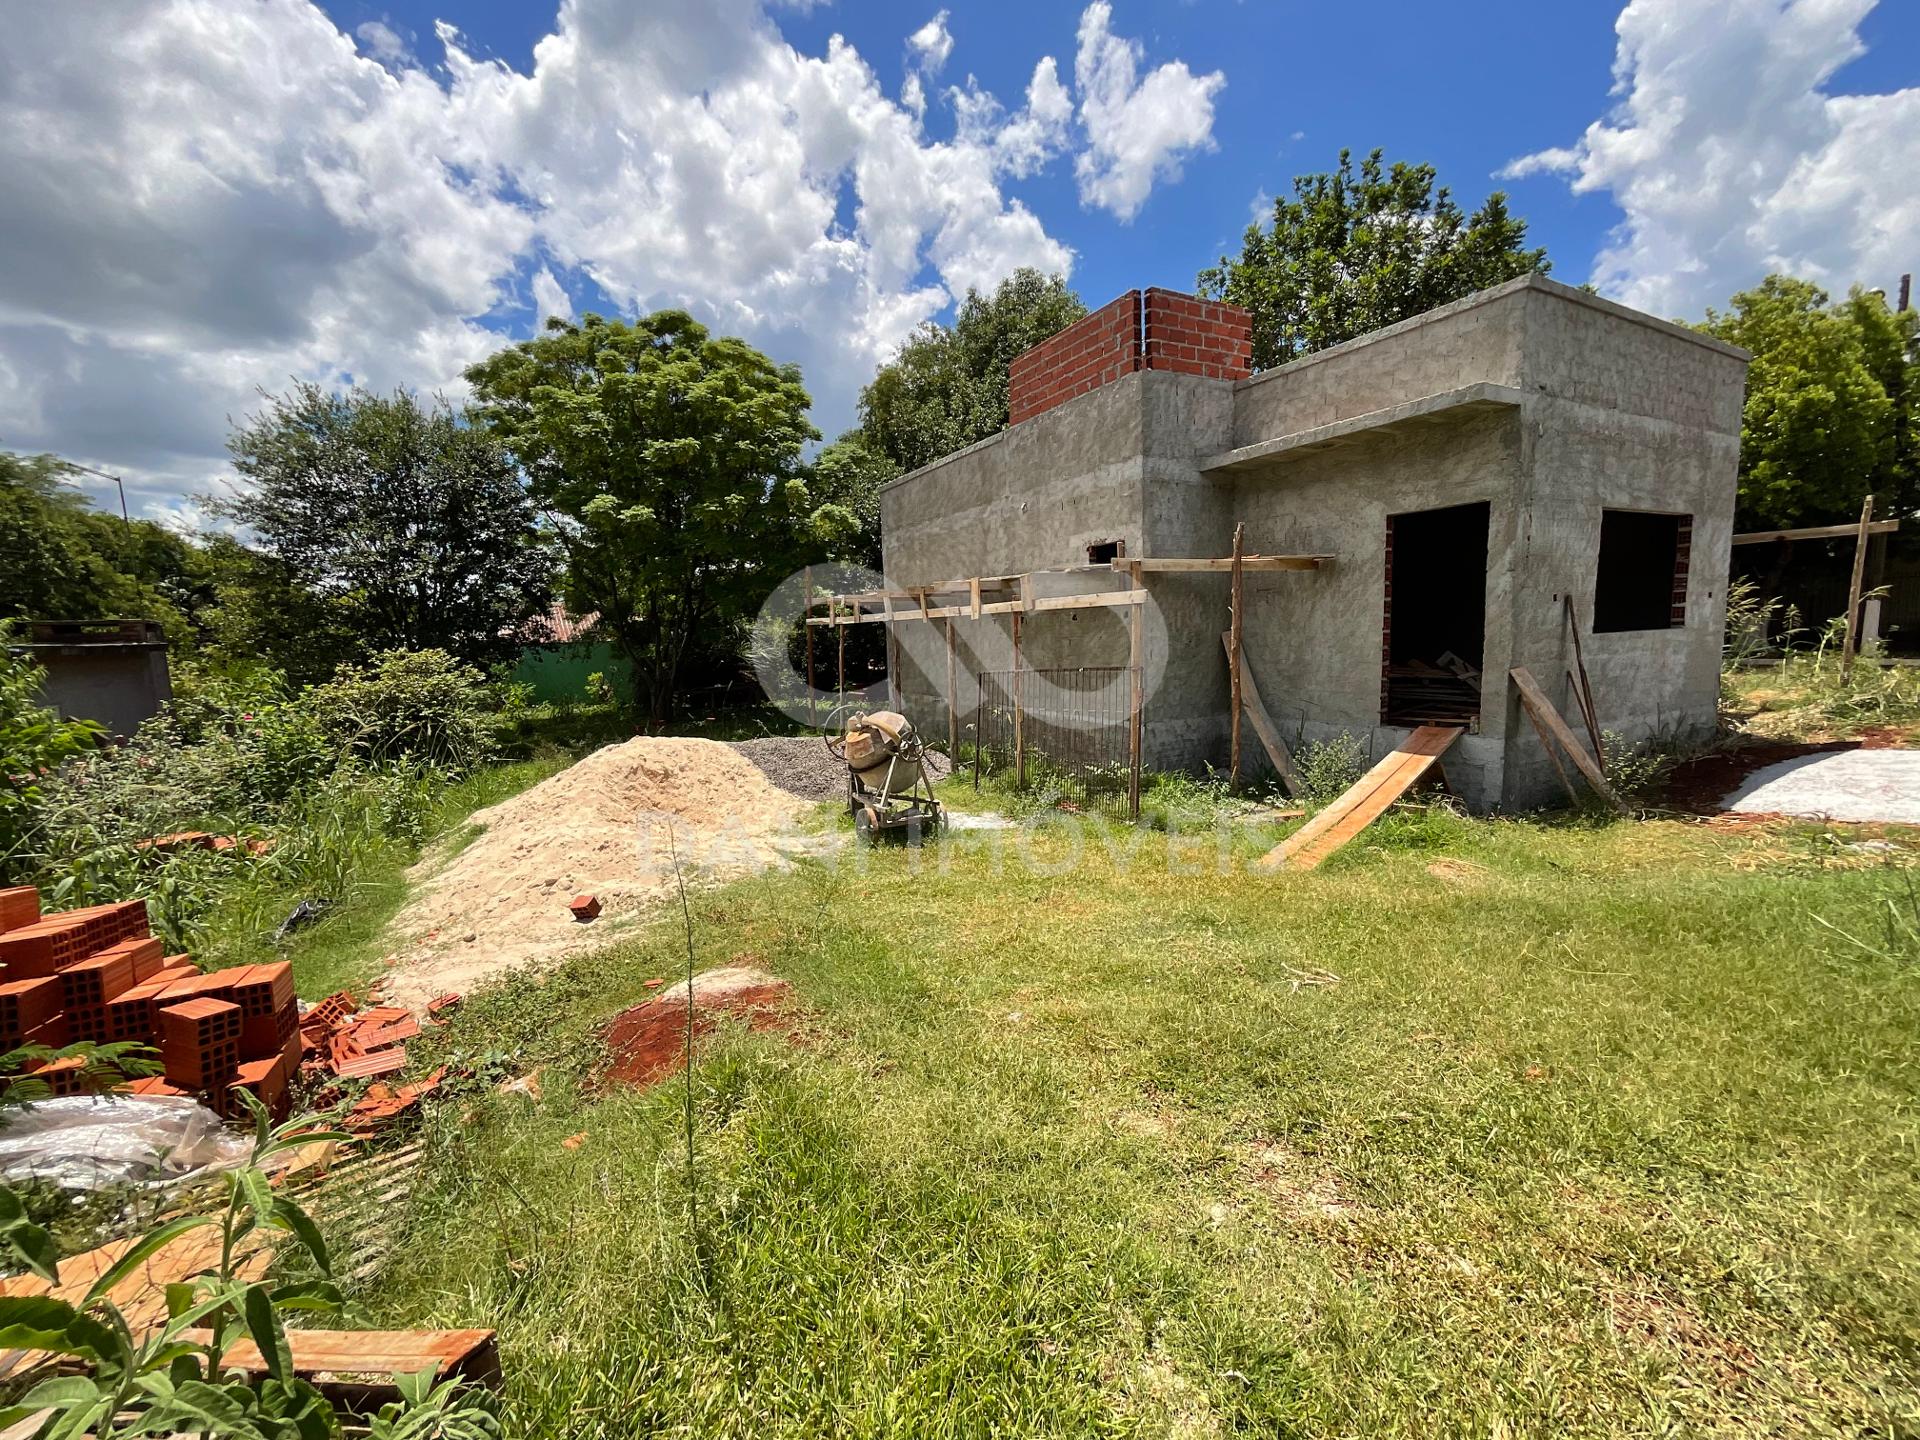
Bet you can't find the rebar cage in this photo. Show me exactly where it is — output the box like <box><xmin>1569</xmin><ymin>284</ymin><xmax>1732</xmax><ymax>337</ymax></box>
<box><xmin>968</xmin><ymin>665</ymin><xmax>1140</xmax><ymax>818</ymax></box>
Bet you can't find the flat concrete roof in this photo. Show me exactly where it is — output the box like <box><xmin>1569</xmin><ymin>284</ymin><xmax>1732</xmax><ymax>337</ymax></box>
<box><xmin>1234</xmin><ymin>274</ymin><xmax>1748</xmax><ymax>404</ymax></box>
<box><xmin>1200</xmin><ymin>382</ymin><xmax>1527</xmax><ymax>478</ymax></box>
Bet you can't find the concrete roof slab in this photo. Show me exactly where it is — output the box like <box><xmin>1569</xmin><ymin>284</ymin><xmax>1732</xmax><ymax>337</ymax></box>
<box><xmin>1198</xmin><ymin>382</ymin><xmax>1527</xmax><ymax>478</ymax></box>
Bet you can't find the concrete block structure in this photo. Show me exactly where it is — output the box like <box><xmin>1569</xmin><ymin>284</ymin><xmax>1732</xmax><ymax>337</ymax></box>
<box><xmin>880</xmin><ymin>275</ymin><xmax>1749</xmax><ymax>811</ymax></box>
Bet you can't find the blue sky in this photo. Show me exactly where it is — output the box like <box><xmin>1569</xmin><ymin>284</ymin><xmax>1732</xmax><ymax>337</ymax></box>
<box><xmin>1</xmin><ymin>0</ymin><xmax>1914</xmax><ymax>519</ymax></box>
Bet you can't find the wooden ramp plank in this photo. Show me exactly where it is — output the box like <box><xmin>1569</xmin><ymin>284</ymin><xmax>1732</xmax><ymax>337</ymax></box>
<box><xmin>1258</xmin><ymin>726</ymin><xmax>1461</xmax><ymax>872</ymax></box>
<box><xmin>1220</xmin><ymin>634</ymin><xmax>1302</xmax><ymax>798</ymax></box>
<box><xmin>1508</xmin><ymin>667</ymin><xmax>1627</xmax><ymax>812</ymax></box>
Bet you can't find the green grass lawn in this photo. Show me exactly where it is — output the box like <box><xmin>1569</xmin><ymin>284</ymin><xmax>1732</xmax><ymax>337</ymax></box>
<box><xmin>327</xmin><ymin>801</ymin><xmax>1920</xmax><ymax>1438</ymax></box>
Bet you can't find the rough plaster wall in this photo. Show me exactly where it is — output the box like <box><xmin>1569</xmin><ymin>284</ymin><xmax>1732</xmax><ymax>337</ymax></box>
<box><xmin>1231</xmin><ymin>281</ymin><xmax>1530</xmax><ymax>447</ymax></box>
<box><xmin>1224</xmin><ymin>410</ymin><xmax>1524</xmax><ymax>805</ymax></box>
<box><xmin>880</xmin><ymin>373</ymin><xmax>1147</xmax><ymax>584</ymax></box>
<box><xmin>1495</xmin><ymin>288</ymin><xmax>1746</xmax><ymax>809</ymax></box>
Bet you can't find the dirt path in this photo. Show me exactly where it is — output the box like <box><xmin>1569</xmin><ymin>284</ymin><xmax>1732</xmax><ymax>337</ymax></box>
<box><xmin>380</xmin><ymin>737</ymin><xmax>810</xmax><ymax>1010</ymax></box>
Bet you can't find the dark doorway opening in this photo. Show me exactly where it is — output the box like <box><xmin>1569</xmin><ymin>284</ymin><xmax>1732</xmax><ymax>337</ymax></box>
<box><xmin>1383</xmin><ymin>501</ymin><xmax>1490</xmax><ymax>726</ymax></box>
<box><xmin>1087</xmin><ymin>539</ymin><xmax>1123</xmax><ymax>566</ymax></box>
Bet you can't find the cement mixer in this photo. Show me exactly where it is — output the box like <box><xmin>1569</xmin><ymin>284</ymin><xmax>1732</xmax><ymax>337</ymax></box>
<box><xmin>827</xmin><ymin>706</ymin><xmax>945</xmax><ymax>842</ymax></box>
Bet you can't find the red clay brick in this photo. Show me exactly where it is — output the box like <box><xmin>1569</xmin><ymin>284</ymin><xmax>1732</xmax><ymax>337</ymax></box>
<box><xmin>0</xmin><ymin>976</ymin><xmax>60</xmax><ymax>1048</ymax></box>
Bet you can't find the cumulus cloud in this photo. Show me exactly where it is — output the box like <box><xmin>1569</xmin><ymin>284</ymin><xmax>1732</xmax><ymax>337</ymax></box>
<box><xmin>354</xmin><ymin>19</ymin><xmax>412</xmax><ymax>66</ymax></box>
<box><xmin>0</xmin><ymin>0</ymin><xmax>1217</xmax><ymax>514</ymax></box>
<box><xmin>1502</xmin><ymin>0</ymin><xmax>1920</xmax><ymax>316</ymax></box>
<box><xmin>1072</xmin><ymin>0</ymin><xmax>1224</xmax><ymax>221</ymax></box>
<box><xmin>906</xmin><ymin>11</ymin><xmax>953</xmax><ymax>76</ymax></box>
<box><xmin>530</xmin><ymin>267</ymin><xmax>573</xmax><ymax>325</ymax></box>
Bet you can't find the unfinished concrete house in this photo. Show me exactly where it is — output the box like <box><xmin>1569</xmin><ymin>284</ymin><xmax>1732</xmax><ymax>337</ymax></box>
<box><xmin>847</xmin><ymin>275</ymin><xmax>1748</xmax><ymax>813</ymax></box>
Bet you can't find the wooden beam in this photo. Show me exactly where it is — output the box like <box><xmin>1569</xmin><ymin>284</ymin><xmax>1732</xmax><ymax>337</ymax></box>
<box><xmin>1221</xmin><ymin>633</ymin><xmax>1301</xmax><ymax>798</ymax></box>
<box><xmin>1562</xmin><ymin>594</ymin><xmax>1604</xmax><ymax>768</ymax></box>
<box><xmin>1509</xmin><ymin>667</ymin><xmax>1626</xmax><ymax>811</ymax></box>
<box><xmin>1258</xmin><ymin>726</ymin><xmax>1460</xmax><ymax>871</ymax></box>
<box><xmin>1128</xmin><ymin>562</ymin><xmax>1143</xmax><ymax>821</ymax></box>
<box><xmin>1229</xmin><ymin>523</ymin><xmax>1244</xmax><ymax>790</ymax></box>
<box><xmin>1840</xmin><ymin>494</ymin><xmax>1875</xmax><ymax>684</ymax></box>
<box><xmin>803</xmin><ymin>566</ymin><xmax>815</xmax><ymax>730</ymax></box>
<box><xmin>1730</xmin><ymin>519</ymin><xmax>1899</xmax><ymax>545</ymax></box>
<box><xmin>806</xmin><ymin>589</ymin><xmax>1148</xmax><ymax>625</ymax></box>
<box><xmin>945</xmin><ymin>617</ymin><xmax>957</xmax><ymax>755</ymax></box>
<box><xmin>969</xmin><ymin>576</ymin><xmax>982</xmax><ymax>620</ymax></box>
<box><xmin>1112</xmin><ymin>555</ymin><xmax>1331</xmax><ymax>573</ymax></box>
<box><xmin>1012</xmin><ymin>609</ymin><xmax>1025</xmax><ymax>788</ymax></box>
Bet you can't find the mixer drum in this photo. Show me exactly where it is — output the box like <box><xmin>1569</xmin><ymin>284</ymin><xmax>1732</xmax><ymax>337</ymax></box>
<box><xmin>845</xmin><ymin>711</ymin><xmax>924</xmax><ymax>796</ymax></box>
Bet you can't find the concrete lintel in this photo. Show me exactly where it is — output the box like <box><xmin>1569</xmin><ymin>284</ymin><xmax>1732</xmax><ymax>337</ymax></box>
<box><xmin>1198</xmin><ymin>382</ymin><xmax>1527</xmax><ymax>477</ymax></box>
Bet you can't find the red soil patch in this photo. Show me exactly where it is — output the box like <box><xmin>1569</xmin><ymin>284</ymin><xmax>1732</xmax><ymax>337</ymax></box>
<box><xmin>1661</xmin><ymin>741</ymin><xmax>1857</xmax><ymax>815</ymax></box>
<box><xmin>599</xmin><ymin>966</ymin><xmax>794</xmax><ymax>1089</ymax></box>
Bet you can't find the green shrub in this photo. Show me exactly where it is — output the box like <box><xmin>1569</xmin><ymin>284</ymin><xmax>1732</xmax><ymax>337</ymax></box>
<box><xmin>306</xmin><ymin>648</ymin><xmax>495</xmax><ymax>773</ymax></box>
<box><xmin>1296</xmin><ymin>730</ymin><xmax>1367</xmax><ymax>805</ymax></box>
<box><xmin>0</xmin><ymin>639</ymin><xmax>103</xmax><ymax>884</ymax></box>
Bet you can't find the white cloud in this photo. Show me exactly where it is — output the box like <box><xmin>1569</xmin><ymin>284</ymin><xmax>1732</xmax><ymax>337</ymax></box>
<box><xmin>1072</xmin><ymin>0</ymin><xmax>1224</xmax><ymax>221</ymax></box>
<box><xmin>907</xmin><ymin>11</ymin><xmax>953</xmax><ymax>76</ymax></box>
<box><xmin>530</xmin><ymin>267</ymin><xmax>573</xmax><ymax>324</ymax></box>
<box><xmin>1503</xmin><ymin>0</ymin><xmax>1920</xmax><ymax>317</ymax></box>
<box><xmin>0</xmin><ymin>0</ymin><xmax>1220</xmax><ymax>514</ymax></box>
<box><xmin>354</xmin><ymin>19</ymin><xmax>411</xmax><ymax>66</ymax></box>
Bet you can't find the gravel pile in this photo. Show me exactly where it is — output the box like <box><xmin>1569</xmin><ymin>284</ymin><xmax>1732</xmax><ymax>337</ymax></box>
<box><xmin>730</xmin><ymin>735</ymin><xmax>952</xmax><ymax>803</ymax></box>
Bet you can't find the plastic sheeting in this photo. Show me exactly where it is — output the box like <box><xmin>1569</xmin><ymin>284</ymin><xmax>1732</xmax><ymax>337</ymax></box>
<box><xmin>0</xmin><ymin>1095</ymin><xmax>253</xmax><ymax>1191</ymax></box>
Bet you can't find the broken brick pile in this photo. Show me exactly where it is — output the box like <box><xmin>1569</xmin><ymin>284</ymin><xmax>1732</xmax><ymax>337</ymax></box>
<box><xmin>0</xmin><ymin>884</ymin><xmax>299</xmax><ymax>1119</ymax></box>
<box><xmin>297</xmin><ymin>990</ymin><xmax>451</xmax><ymax>1132</ymax></box>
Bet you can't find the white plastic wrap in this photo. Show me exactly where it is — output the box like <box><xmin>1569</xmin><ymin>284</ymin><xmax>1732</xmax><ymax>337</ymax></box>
<box><xmin>0</xmin><ymin>1095</ymin><xmax>253</xmax><ymax>1191</ymax></box>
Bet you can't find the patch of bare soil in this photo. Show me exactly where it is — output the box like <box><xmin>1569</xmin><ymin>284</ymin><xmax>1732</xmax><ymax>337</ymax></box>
<box><xmin>597</xmin><ymin>965</ymin><xmax>796</xmax><ymax>1089</ymax></box>
<box><xmin>1426</xmin><ymin>857</ymin><xmax>1491</xmax><ymax>886</ymax></box>
<box><xmin>1239</xmin><ymin>1140</ymin><xmax>1362</xmax><ymax>1225</ymax></box>
<box><xmin>1661</xmin><ymin>741</ymin><xmax>1855</xmax><ymax>814</ymax></box>
<box><xmin>382</xmin><ymin>739</ymin><xmax>806</xmax><ymax>1010</ymax></box>
<box><xmin>1605</xmin><ymin>1283</ymin><xmax>1759</xmax><ymax>1391</ymax></box>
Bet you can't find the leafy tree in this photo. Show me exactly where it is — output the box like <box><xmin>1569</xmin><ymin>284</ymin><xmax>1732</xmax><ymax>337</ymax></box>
<box><xmin>191</xmin><ymin>536</ymin><xmax>363</xmax><ymax>688</ymax></box>
<box><xmin>220</xmin><ymin>384</ymin><xmax>552</xmax><ymax>669</ymax></box>
<box><xmin>0</xmin><ymin>453</ymin><xmax>200</xmax><ymax>637</ymax></box>
<box><xmin>1700</xmin><ymin>276</ymin><xmax>1915</xmax><ymax>528</ymax></box>
<box><xmin>467</xmin><ymin>311</ymin><xmax>849</xmax><ymax>728</ymax></box>
<box><xmin>807</xmin><ymin>433</ymin><xmax>895</xmax><ymax>569</ymax></box>
<box><xmin>858</xmin><ymin>269</ymin><xmax>1087</xmax><ymax>474</ymax></box>
<box><xmin>1199</xmin><ymin>148</ymin><xmax>1550</xmax><ymax>370</ymax></box>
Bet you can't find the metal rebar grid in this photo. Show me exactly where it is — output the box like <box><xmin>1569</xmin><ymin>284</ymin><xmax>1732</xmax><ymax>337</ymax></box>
<box><xmin>969</xmin><ymin>666</ymin><xmax>1139</xmax><ymax>817</ymax></box>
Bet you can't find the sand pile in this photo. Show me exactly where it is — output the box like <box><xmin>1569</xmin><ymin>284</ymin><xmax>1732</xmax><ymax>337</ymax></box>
<box><xmin>383</xmin><ymin>738</ymin><xmax>808</xmax><ymax>1009</ymax></box>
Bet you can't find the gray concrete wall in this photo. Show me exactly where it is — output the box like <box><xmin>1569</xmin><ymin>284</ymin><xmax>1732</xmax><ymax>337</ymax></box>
<box><xmin>30</xmin><ymin>645</ymin><xmax>173</xmax><ymax>738</ymax></box>
<box><xmin>1230</xmin><ymin>277</ymin><xmax>1531</xmax><ymax>446</ymax></box>
<box><xmin>875</xmin><ymin>274</ymin><xmax>1747</xmax><ymax>813</ymax></box>
<box><xmin>1224</xmin><ymin>408</ymin><xmax>1524</xmax><ymax>801</ymax></box>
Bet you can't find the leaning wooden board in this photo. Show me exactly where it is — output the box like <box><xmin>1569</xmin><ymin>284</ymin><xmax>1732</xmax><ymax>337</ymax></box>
<box><xmin>1258</xmin><ymin>726</ymin><xmax>1461</xmax><ymax>871</ymax></box>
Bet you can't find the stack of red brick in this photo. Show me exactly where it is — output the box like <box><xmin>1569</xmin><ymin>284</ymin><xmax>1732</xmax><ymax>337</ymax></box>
<box><xmin>0</xmin><ymin>885</ymin><xmax>299</xmax><ymax>1120</ymax></box>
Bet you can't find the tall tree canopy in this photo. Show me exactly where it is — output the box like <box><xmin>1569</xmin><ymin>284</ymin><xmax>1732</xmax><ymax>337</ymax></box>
<box><xmin>1700</xmin><ymin>276</ymin><xmax>1918</xmax><ymax>529</ymax></box>
<box><xmin>858</xmin><ymin>269</ymin><xmax>1087</xmax><ymax>474</ymax></box>
<box><xmin>1199</xmin><ymin>148</ymin><xmax>1549</xmax><ymax>370</ymax></box>
<box><xmin>0</xmin><ymin>451</ymin><xmax>206</xmax><ymax>637</ymax></box>
<box><xmin>221</xmin><ymin>384</ymin><xmax>551</xmax><ymax>669</ymax></box>
<box><xmin>467</xmin><ymin>311</ymin><xmax>858</xmax><ymax>727</ymax></box>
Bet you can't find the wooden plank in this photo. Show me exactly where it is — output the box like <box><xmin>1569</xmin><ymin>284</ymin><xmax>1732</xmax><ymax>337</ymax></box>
<box><xmin>1220</xmin><ymin>634</ymin><xmax>1301</xmax><ymax>798</ymax></box>
<box><xmin>1258</xmin><ymin>726</ymin><xmax>1461</xmax><ymax>871</ymax></box>
<box><xmin>1114</xmin><ymin>555</ymin><xmax>1331</xmax><ymax>573</ymax></box>
<box><xmin>807</xmin><ymin>589</ymin><xmax>1148</xmax><ymax>625</ymax></box>
<box><xmin>1509</xmin><ymin>667</ymin><xmax>1627</xmax><ymax>811</ymax></box>
<box><xmin>1562</xmin><ymin>594</ymin><xmax>1604</xmax><ymax>768</ymax></box>
<box><xmin>1730</xmin><ymin>519</ymin><xmax>1899</xmax><ymax>545</ymax></box>
<box><xmin>969</xmin><ymin>576</ymin><xmax>982</xmax><ymax>620</ymax></box>
<box><xmin>1229</xmin><ymin>523</ymin><xmax>1245</xmax><ymax>789</ymax></box>
<box><xmin>1840</xmin><ymin>494</ymin><xmax>1875</xmax><ymax>683</ymax></box>
<box><xmin>945</xmin><ymin>617</ymin><xmax>958</xmax><ymax>754</ymax></box>
<box><xmin>1127</xmin><ymin>568</ymin><xmax>1143</xmax><ymax>821</ymax></box>
<box><xmin>803</xmin><ymin>566</ymin><xmax>816</xmax><ymax>729</ymax></box>
<box><xmin>1012</xmin><ymin>610</ymin><xmax>1025</xmax><ymax>788</ymax></box>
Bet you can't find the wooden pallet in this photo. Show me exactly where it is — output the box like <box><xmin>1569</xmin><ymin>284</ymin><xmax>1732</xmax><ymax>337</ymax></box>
<box><xmin>1258</xmin><ymin>726</ymin><xmax>1462</xmax><ymax>872</ymax></box>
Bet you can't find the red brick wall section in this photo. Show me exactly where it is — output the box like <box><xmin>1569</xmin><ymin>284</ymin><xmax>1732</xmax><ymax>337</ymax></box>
<box><xmin>1007</xmin><ymin>290</ymin><xmax>1141</xmax><ymax>427</ymax></box>
<box><xmin>1142</xmin><ymin>288</ymin><xmax>1252</xmax><ymax>382</ymax></box>
<box><xmin>1005</xmin><ymin>287</ymin><xmax>1254</xmax><ymax>428</ymax></box>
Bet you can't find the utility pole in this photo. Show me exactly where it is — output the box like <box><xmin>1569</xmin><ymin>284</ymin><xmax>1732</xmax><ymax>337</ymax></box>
<box><xmin>1899</xmin><ymin>273</ymin><xmax>1911</xmax><ymax>313</ymax></box>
